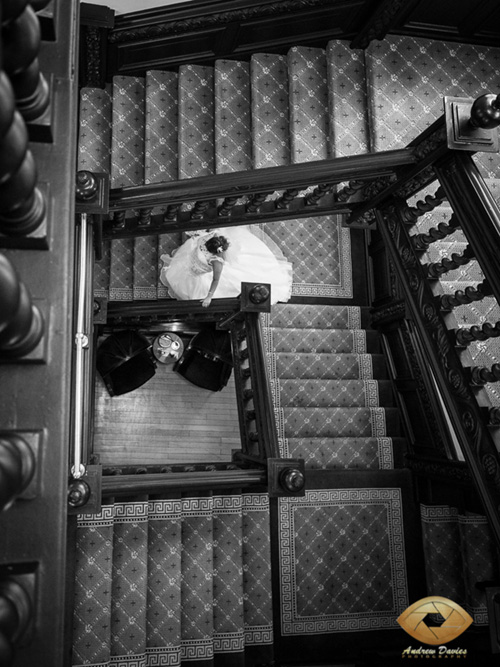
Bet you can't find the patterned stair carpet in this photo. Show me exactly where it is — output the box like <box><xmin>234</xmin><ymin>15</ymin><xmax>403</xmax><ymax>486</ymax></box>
<box><xmin>420</xmin><ymin>504</ymin><xmax>499</xmax><ymax>625</ymax></box>
<box><xmin>262</xmin><ymin>304</ymin><xmax>406</xmax><ymax>470</ymax></box>
<box><xmin>72</xmin><ymin>493</ymin><xmax>273</xmax><ymax>667</ymax></box>
<box><xmin>259</xmin><ymin>303</ymin><xmax>416</xmax><ymax>643</ymax></box>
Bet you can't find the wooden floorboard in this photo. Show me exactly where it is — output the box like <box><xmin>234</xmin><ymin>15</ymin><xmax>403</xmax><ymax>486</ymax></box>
<box><xmin>92</xmin><ymin>362</ymin><xmax>241</xmax><ymax>465</ymax></box>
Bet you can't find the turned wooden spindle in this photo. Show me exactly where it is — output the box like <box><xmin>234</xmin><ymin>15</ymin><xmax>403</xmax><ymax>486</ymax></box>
<box><xmin>0</xmin><ymin>435</ymin><xmax>35</xmax><ymax>511</ymax></box>
<box><xmin>1</xmin><ymin>3</ymin><xmax>50</xmax><ymax>121</ymax></box>
<box><xmin>470</xmin><ymin>93</ymin><xmax>500</xmax><ymax>130</ymax></box>
<box><xmin>0</xmin><ymin>253</ymin><xmax>44</xmax><ymax>357</ymax></box>
<box><xmin>0</xmin><ymin>579</ymin><xmax>32</xmax><ymax>667</ymax></box>
<box><xmin>0</xmin><ymin>70</ymin><xmax>45</xmax><ymax>236</ymax></box>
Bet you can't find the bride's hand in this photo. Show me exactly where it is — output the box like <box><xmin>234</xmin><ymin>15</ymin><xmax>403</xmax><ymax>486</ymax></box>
<box><xmin>201</xmin><ymin>296</ymin><xmax>212</xmax><ymax>308</ymax></box>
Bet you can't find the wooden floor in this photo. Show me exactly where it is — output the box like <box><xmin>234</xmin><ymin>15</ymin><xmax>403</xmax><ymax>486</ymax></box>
<box><xmin>92</xmin><ymin>361</ymin><xmax>241</xmax><ymax>466</ymax></box>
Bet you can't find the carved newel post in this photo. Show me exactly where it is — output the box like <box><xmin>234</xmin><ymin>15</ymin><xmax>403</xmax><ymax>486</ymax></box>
<box><xmin>470</xmin><ymin>94</ymin><xmax>500</xmax><ymax>130</ymax></box>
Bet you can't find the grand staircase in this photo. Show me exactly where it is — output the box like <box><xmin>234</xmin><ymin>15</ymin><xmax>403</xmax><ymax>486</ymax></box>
<box><xmin>72</xmin><ymin>30</ymin><xmax>500</xmax><ymax>666</ymax></box>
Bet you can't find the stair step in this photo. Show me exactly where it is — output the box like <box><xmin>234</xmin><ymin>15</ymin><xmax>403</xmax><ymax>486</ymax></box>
<box><xmin>73</xmin><ymin>493</ymin><xmax>272</xmax><ymax>665</ymax></box>
<box><xmin>326</xmin><ymin>40</ymin><xmax>369</xmax><ymax>158</ymax></box>
<box><xmin>284</xmin><ymin>436</ymin><xmax>408</xmax><ymax>470</ymax></box>
<box><xmin>110</xmin><ymin>76</ymin><xmax>145</xmax><ymax>189</ymax></box>
<box><xmin>251</xmin><ymin>52</ymin><xmax>290</xmax><ymax>169</ymax></box>
<box><xmin>269</xmin><ymin>327</ymin><xmax>380</xmax><ymax>354</ymax></box>
<box><xmin>269</xmin><ymin>352</ymin><xmax>388</xmax><ymax>380</ymax></box>
<box><xmin>281</xmin><ymin>406</ymin><xmax>400</xmax><ymax>438</ymax></box>
<box><xmin>178</xmin><ymin>63</ymin><xmax>215</xmax><ymax>182</ymax></box>
<box><xmin>268</xmin><ymin>304</ymin><xmax>368</xmax><ymax>330</ymax></box>
<box><xmin>288</xmin><ymin>46</ymin><xmax>329</xmax><ymax>163</ymax></box>
<box><xmin>77</xmin><ymin>85</ymin><xmax>112</xmax><ymax>173</ymax></box>
<box><xmin>214</xmin><ymin>59</ymin><xmax>252</xmax><ymax>174</ymax></box>
<box><xmin>145</xmin><ymin>69</ymin><xmax>178</xmax><ymax>184</ymax></box>
<box><xmin>275</xmin><ymin>379</ymin><xmax>394</xmax><ymax>408</ymax></box>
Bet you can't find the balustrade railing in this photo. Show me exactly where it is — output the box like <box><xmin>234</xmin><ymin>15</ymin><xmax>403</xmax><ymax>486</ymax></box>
<box><xmin>354</xmin><ymin>92</ymin><xmax>500</xmax><ymax>552</ymax></box>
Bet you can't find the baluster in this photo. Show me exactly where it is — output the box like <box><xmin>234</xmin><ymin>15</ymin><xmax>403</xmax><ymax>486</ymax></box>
<box><xmin>245</xmin><ymin>409</ymin><xmax>256</xmax><ymax>422</ymax></box>
<box><xmin>0</xmin><ymin>253</ymin><xmax>44</xmax><ymax>357</ymax></box>
<box><xmin>246</xmin><ymin>192</ymin><xmax>271</xmax><ymax>213</ymax></box>
<box><xmin>469</xmin><ymin>363</ymin><xmax>500</xmax><ymax>386</ymax></box>
<box><xmin>438</xmin><ymin>280</ymin><xmax>491</xmax><ymax>312</ymax></box>
<box><xmin>454</xmin><ymin>320</ymin><xmax>500</xmax><ymax>347</ymax></box>
<box><xmin>163</xmin><ymin>204</ymin><xmax>179</xmax><ymax>222</ymax></box>
<box><xmin>305</xmin><ymin>182</ymin><xmax>335</xmax><ymax>206</ymax></box>
<box><xmin>137</xmin><ymin>208</ymin><xmax>152</xmax><ymax>226</ymax></box>
<box><xmin>425</xmin><ymin>245</ymin><xmax>474</xmax><ymax>280</ymax></box>
<box><xmin>276</xmin><ymin>188</ymin><xmax>299</xmax><ymax>209</ymax></box>
<box><xmin>0</xmin><ymin>435</ymin><xmax>35</xmax><ymax>511</ymax></box>
<box><xmin>482</xmin><ymin>407</ymin><xmax>500</xmax><ymax>426</ymax></box>
<box><xmin>0</xmin><ymin>71</ymin><xmax>45</xmax><ymax>236</ymax></box>
<box><xmin>400</xmin><ymin>186</ymin><xmax>446</xmax><ymax>226</ymax></box>
<box><xmin>218</xmin><ymin>196</ymin><xmax>239</xmax><ymax>217</ymax></box>
<box><xmin>2</xmin><ymin>2</ymin><xmax>50</xmax><ymax>121</ymax></box>
<box><xmin>412</xmin><ymin>212</ymin><xmax>461</xmax><ymax>252</ymax></box>
<box><xmin>190</xmin><ymin>200</ymin><xmax>210</xmax><ymax>220</ymax></box>
<box><xmin>0</xmin><ymin>578</ymin><xmax>32</xmax><ymax>667</ymax></box>
<box><xmin>335</xmin><ymin>180</ymin><xmax>364</xmax><ymax>203</ymax></box>
<box><xmin>112</xmin><ymin>210</ymin><xmax>126</xmax><ymax>228</ymax></box>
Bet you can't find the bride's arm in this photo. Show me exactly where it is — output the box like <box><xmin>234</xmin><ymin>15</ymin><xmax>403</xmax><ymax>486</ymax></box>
<box><xmin>201</xmin><ymin>260</ymin><xmax>224</xmax><ymax>307</ymax></box>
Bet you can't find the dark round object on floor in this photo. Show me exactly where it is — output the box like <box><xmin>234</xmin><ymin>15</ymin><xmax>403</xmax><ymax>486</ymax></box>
<box><xmin>174</xmin><ymin>328</ymin><xmax>233</xmax><ymax>392</ymax></box>
<box><xmin>96</xmin><ymin>330</ymin><xmax>155</xmax><ymax>396</ymax></box>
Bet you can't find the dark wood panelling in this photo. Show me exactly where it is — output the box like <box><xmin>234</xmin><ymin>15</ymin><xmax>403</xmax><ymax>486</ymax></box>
<box><xmin>102</xmin><ymin>0</ymin><xmax>500</xmax><ymax>80</ymax></box>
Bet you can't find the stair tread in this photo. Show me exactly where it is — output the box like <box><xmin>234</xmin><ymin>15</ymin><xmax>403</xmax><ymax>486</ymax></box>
<box><xmin>275</xmin><ymin>378</ymin><xmax>394</xmax><ymax>407</ymax></box>
<box><xmin>281</xmin><ymin>406</ymin><xmax>401</xmax><ymax>438</ymax></box>
<box><xmin>269</xmin><ymin>352</ymin><xmax>388</xmax><ymax>380</ymax></box>
<box><xmin>269</xmin><ymin>327</ymin><xmax>380</xmax><ymax>353</ymax></box>
<box><xmin>268</xmin><ymin>303</ymin><xmax>369</xmax><ymax>329</ymax></box>
<box><xmin>284</xmin><ymin>435</ymin><xmax>407</xmax><ymax>470</ymax></box>
<box><xmin>288</xmin><ymin>46</ymin><xmax>329</xmax><ymax>163</ymax></box>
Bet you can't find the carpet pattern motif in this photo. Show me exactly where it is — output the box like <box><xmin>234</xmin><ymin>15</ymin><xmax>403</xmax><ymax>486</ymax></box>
<box><xmin>366</xmin><ymin>36</ymin><xmax>500</xmax><ymax>177</ymax></box>
<box><xmin>72</xmin><ymin>494</ymin><xmax>273</xmax><ymax>667</ymax></box>
<box><xmin>261</xmin><ymin>303</ymin><xmax>401</xmax><ymax>469</ymax></box>
<box><xmin>420</xmin><ymin>504</ymin><xmax>498</xmax><ymax>625</ymax></box>
<box><xmin>279</xmin><ymin>489</ymin><xmax>408</xmax><ymax>635</ymax></box>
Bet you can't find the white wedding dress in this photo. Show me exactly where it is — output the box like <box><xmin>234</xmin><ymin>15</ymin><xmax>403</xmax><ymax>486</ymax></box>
<box><xmin>160</xmin><ymin>226</ymin><xmax>293</xmax><ymax>304</ymax></box>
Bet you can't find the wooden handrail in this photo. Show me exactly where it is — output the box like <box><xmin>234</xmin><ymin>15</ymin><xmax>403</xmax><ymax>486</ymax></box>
<box><xmin>243</xmin><ymin>312</ymin><xmax>280</xmax><ymax>460</ymax></box>
<box><xmin>107</xmin><ymin>149</ymin><xmax>416</xmax><ymax>211</ymax></box>
<box><xmin>101</xmin><ymin>468</ymin><xmax>267</xmax><ymax>496</ymax></box>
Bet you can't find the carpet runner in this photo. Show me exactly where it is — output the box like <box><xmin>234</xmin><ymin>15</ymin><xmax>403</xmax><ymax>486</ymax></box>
<box><xmin>420</xmin><ymin>504</ymin><xmax>499</xmax><ymax>625</ymax></box>
<box><xmin>72</xmin><ymin>493</ymin><xmax>273</xmax><ymax>667</ymax></box>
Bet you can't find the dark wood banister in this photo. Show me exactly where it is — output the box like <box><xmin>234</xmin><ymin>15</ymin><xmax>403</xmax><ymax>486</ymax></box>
<box><xmin>107</xmin><ymin>149</ymin><xmax>416</xmax><ymax>211</ymax></box>
<box><xmin>359</xmin><ymin>97</ymin><xmax>500</xmax><ymax>551</ymax></box>
<box><xmin>101</xmin><ymin>468</ymin><xmax>267</xmax><ymax>496</ymax></box>
<box><xmin>242</xmin><ymin>312</ymin><xmax>280</xmax><ymax>460</ymax></box>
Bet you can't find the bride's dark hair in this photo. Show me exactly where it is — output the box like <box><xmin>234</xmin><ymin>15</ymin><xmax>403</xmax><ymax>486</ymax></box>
<box><xmin>205</xmin><ymin>235</ymin><xmax>230</xmax><ymax>254</ymax></box>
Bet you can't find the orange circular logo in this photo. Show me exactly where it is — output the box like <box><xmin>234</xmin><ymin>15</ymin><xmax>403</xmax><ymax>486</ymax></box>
<box><xmin>397</xmin><ymin>596</ymin><xmax>473</xmax><ymax>645</ymax></box>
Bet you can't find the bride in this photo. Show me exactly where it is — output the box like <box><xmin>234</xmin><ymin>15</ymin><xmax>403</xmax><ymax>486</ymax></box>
<box><xmin>160</xmin><ymin>225</ymin><xmax>293</xmax><ymax>307</ymax></box>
